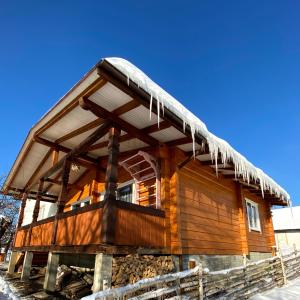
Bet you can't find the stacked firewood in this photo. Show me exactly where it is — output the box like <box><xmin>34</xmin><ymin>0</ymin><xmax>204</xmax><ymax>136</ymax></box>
<box><xmin>112</xmin><ymin>255</ymin><xmax>175</xmax><ymax>288</ymax></box>
<box><xmin>56</xmin><ymin>265</ymin><xmax>93</xmax><ymax>299</ymax></box>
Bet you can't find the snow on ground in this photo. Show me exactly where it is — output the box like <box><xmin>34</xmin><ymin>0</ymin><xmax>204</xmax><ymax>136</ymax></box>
<box><xmin>0</xmin><ymin>274</ymin><xmax>19</xmax><ymax>300</ymax></box>
<box><xmin>251</xmin><ymin>279</ymin><xmax>300</xmax><ymax>300</ymax></box>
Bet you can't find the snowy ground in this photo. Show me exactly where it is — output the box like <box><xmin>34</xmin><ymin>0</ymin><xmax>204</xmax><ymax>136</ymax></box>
<box><xmin>251</xmin><ymin>279</ymin><xmax>300</xmax><ymax>300</ymax></box>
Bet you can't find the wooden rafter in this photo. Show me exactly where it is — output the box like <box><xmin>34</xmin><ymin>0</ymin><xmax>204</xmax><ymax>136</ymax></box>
<box><xmin>24</xmin><ymin>148</ymin><xmax>53</xmax><ymax>191</ymax></box>
<box><xmin>40</xmin><ymin>121</ymin><xmax>111</xmax><ymax>181</ymax></box>
<box><xmin>79</xmin><ymin>97</ymin><xmax>159</xmax><ymax>147</ymax></box>
<box><xmin>44</xmin><ymin>170</ymin><xmax>62</xmax><ymax>193</ymax></box>
<box><xmin>35</xmin><ymin>78</ymin><xmax>107</xmax><ymax>138</ymax></box>
<box><xmin>55</xmin><ymin>118</ymin><xmax>104</xmax><ymax>144</ymax></box>
<box><xmin>34</xmin><ymin>136</ymin><xmax>98</xmax><ymax>164</ymax></box>
<box><xmin>55</xmin><ymin>99</ymin><xmax>140</xmax><ymax>144</ymax></box>
<box><xmin>166</xmin><ymin>137</ymin><xmax>192</xmax><ymax>147</ymax></box>
<box><xmin>89</xmin><ymin>120</ymin><xmax>171</xmax><ymax>152</ymax></box>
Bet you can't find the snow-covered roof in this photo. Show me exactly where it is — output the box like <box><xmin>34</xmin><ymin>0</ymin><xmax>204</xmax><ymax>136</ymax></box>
<box><xmin>272</xmin><ymin>206</ymin><xmax>300</xmax><ymax>231</ymax></box>
<box><xmin>3</xmin><ymin>57</ymin><xmax>290</xmax><ymax>205</ymax></box>
<box><xmin>104</xmin><ymin>58</ymin><xmax>290</xmax><ymax>203</ymax></box>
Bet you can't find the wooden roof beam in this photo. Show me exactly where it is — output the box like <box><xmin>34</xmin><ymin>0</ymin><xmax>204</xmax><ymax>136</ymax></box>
<box><xmin>55</xmin><ymin>99</ymin><xmax>141</xmax><ymax>144</ymax></box>
<box><xmin>166</xmin><ymin>137</ymin><xmax>192</xmax><ymax>147</ymax></box>
<box><xmin>79</xmin><ymin>97</ymin><xmax>159</xmax><ymax>147</ymax></box>
<box><xmin>34</xmin><ymin>136</ymin><xmax>98</xmax><ymax>165</ymax></box>
<box><xmin>40</xmin><ymin>121</ymin><xmax>112</xmax><ymax>180</ymax></box>
<box><xmin>89</xmin><ymin>120</ymin><xmax>171</xmax><ymax>151</ymax></box>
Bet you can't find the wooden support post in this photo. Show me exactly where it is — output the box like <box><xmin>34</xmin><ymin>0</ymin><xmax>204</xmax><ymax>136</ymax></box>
<box><xmin>57</xmin><ymin>159</ymin><xmax>71</xmax><ymax>214</ymax></box>
<box><xmin>27</xmin><ymin>179</ymin><xmax>44</xmax><ymax>246</ymax></box>
<box><xmin>33</xmin><ymin>179</ymin><xmax>44</xmax><ymax>223</ymax></box>
<box><xmin>44</xmin><ymin>252</ymin><xmax>60</xmax><ymax>292</ymax></box>
<box><xmin>17</xmin><ymin>193</ymin><xmax>27</xmax><ymax>228</ymax></box>
<box><xmin>51</xmin><ymin>159</ymin><xmax>71</xmax><ymax>245</ymax></box>
<box><xmin>7</xmin><ymin>251</ymin><xmax>20</xmax><ymax>274</ymax></box>
<box><xmin>21</xmin><ymin>251</ymin><xmax>33</xmax><ymax>281</ymax></box>
<box><xmin>101</xmin><ymin>126</ymin><xmax>120</xmax><ymax>244</ymax></box>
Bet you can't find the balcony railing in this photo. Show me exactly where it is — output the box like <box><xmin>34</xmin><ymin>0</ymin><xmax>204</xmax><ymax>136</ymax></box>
<box><xmin>14</xmin><ymin>201</ymin><xmax>165</xmax><ymax>251</ymax></box>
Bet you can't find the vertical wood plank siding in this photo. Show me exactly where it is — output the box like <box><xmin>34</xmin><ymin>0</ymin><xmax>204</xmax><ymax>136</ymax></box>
<box><xmin>31</xmin><ymin>222</ymin><xmax>53</xmax><ymax>246</ymax></box>
<box><xmin>56</xmin><ymin>208</ymin><xmax>103</xmax><ymax>246</ymax></box>
<box><xmin>115</xmin><ymin>208</ymin><xmax>165</xmax><ymax>247</ymax></box>
<box><xmin>15</xmin><ymin>229</ymin><xmax>28</xmax><ymax>248</ymax></box>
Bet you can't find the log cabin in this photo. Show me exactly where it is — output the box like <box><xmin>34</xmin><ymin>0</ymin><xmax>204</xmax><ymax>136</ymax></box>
<box><xmin>2</xmin><ymin>57</ymin><xmax>290</xmax><ymax>292</ymax></box>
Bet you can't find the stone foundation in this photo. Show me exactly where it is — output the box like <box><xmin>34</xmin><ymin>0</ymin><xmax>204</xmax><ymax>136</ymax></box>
<box><xmin>183</xmin><ymin>252</ymin><xmax>273</xmax><ymax>272</ymax></box>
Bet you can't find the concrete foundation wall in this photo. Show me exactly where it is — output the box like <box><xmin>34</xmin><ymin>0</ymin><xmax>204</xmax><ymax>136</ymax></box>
<box><xmin>183</xmin><ymin>252</ymin><xmax>272</xmax><ymax>271</ymax></box>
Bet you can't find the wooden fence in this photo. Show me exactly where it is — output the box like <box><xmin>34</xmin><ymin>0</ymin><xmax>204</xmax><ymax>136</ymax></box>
<box><xmin>83</xmin><ymin>266</ymin><xmax>203</xmax><ymax>299</ymax></box>
<box><xmin>83</xmin><ymin>250</ymin><xmax>300</xmax><ymax>300</ymax></box>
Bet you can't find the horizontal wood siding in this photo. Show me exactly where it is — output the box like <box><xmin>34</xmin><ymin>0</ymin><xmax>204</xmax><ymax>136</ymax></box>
<box><xmin>30</xmin><ymin>222</ymin><xmax>53</xmax><ymax>246</ymax></box>
<box><xmin>56</xmin><ymin>208</ymin><xmax>103</xmax><ymax>246</ymax></box>
<box><xmin>243</xmin><ymin>190</ymin><xmax>275</xmax><ymax>253</ymax></box>
<box><xmin>115</xmin><ymin>208</ymin><xmax>165</xmax><ymax>247</ymax></box>
<box><xmin>177</xmin><ymin>154</ymin><xmax>242</xmax><ymax>255</ymax></box>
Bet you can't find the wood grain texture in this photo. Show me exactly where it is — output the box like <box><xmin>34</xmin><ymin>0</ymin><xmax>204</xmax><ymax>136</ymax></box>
<box><xmin>115</xmin><ymin>208</ymin><xmax>165</xmax><ymax>247</ymax></box>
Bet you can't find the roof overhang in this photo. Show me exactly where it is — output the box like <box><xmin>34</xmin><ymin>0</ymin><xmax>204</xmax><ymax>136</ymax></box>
<box><xmin>2</xmin><ymin>58</ymin><xmax>290</xmax><ymax>206</ymax></box>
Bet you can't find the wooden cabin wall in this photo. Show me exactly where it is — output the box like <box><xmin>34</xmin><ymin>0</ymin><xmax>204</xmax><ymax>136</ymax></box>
<box><xmin>243</xmin><ymin>190</ymin><xmax>276</xmax><ymax>253</ymax></box>
<box><xmin>171</xmin><ymin>148</ymin><xmax>276</xmax><ymax>256</ymax></box>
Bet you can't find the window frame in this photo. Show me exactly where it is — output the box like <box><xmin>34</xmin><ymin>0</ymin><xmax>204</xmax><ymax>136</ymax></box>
<box><xmin>99</xmin><ymin>180</ymin><xmax>136</xmax><ymax>204</ymax></box>
<box><xmin>71</xmin><ymin>196</ymin><xmax>91</xmax><ymax>210</ymax></box>
<box><xmin>245</xmin><ymin>198</ymin><xmax>261</xmax><ymax>232</ymax></box>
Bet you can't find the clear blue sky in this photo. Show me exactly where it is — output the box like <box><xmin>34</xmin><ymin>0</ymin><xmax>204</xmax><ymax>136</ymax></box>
<box><xmin>0</xmin><ymin>1</ymin><xmax>299</xmax><ymax>205</ymax></box>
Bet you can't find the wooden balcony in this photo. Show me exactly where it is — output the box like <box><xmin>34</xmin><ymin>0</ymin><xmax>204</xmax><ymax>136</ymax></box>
<box><xmin>14</xmin><ymin>200</ymin><xmax>165</xmax><ymax>254</ymax></box>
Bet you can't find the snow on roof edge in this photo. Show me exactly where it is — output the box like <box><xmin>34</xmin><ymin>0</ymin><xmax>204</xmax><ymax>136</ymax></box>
<box><xmin>105</xmin><ymin>57</ymin><xmax>290</xmax><ymax>204</ymax></box>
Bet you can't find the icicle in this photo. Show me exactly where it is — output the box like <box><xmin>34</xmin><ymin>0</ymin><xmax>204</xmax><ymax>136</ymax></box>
<box><xmin>183</xmin><ymin>121</ymin><xmax>186</xmax><ymax>133</ymax></box>
<box><xmin>105</xmin><ymin>57</ymin><xmax>290</xmax><ymax>204</ymax></box>
<box><xmin>149</xmin><ymin>94</ymin><xmax>153</xmax><ymax>120</ymax></box>
<box><xmin>191</xmin><ymin>129</ymin><xmax>196</xmax><ymax>157</ymax></box>
<box><xmin>157</xmin><ymin>97</ymin><xmax>160</xmax><ymax>128</ymax></box>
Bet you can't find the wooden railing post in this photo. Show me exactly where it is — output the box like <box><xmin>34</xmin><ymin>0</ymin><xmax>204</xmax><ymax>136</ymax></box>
<box><xmin>51</xmin><ymin>159</ymin><xmax>71</xmax><ymax>245</ymax></box>
<box><xmin>101</xmin><ymin>126</ymin><xmax>120</xmax><ymax>244</ymax></box>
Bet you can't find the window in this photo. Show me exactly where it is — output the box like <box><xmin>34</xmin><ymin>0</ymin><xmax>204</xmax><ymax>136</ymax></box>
<box><xmin>246</xmin><ymin>199</ymin><xmax>261</xmax><ymax>232</ymax></box>
<box><xmin>71</xmin><ymin>203</ymin><xmax>81</xmax><ymax>210</ymax></box>
<box><xmin>71</xmin><ymin>197</ymin><xmax>91</xmax><ymax>210</ymax></box>
<box><xmin>117</xmin><ymin>180</ymin><xmax>135</xmax><ymax>203</ymax></box>
<box><xmin>99</xmin><ymin>180</ymin><xmax>135</xmax><ymax>203</ymax></box>
<box><xmin>117</xmin><ymin>184</ymin><xmax>133</xmax><ymax>203</ymax></box>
